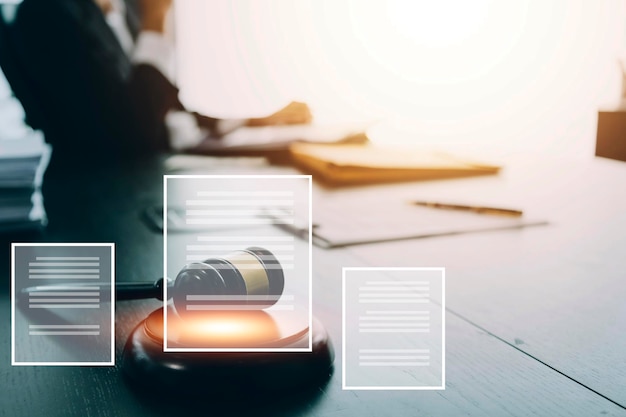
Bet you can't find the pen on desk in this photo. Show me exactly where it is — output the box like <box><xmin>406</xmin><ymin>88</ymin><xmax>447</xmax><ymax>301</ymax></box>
<box><xmin>271</xmin><ymin>221</ymin><xmax>311</xmax><ymax>240</ymax></box>
<box><xmin>259</xmin><ymin>208</ymin><xmax>314</xmax><ymax>240</ymax></box>
<box><xmin>412</xmin><ymin>201</ymin><xmax>523</xmax><ymax>217</ymax></box>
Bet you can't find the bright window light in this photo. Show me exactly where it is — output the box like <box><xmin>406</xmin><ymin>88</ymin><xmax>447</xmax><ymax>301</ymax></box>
<box><xmin>175</xmin><ymin>0</ymin><xmax>626</xmax><ymax>156</ymax></box>
<box><xmin>385</xmin><ymin>0</ymin><xmax>489</xmax><ymax>48</ymax></box>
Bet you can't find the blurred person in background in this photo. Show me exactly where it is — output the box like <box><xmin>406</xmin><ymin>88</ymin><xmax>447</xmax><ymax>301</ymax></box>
<box><xmin>11</xmin><ymin>0</ymin><xmax>311</xmax><ymax>172</ymax></box>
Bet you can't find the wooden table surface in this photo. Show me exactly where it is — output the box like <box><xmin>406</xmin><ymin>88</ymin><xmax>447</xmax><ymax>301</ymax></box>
<box><xmin>1</xmin><ymin>154</ymin><xmax>625</xmax><ymax>416</ymax></box>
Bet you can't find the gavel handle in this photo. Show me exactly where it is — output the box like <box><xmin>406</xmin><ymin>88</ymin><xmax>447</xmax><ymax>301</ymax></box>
<box><xmin>20</xmin><ymin>278</ymin><xmax>173</xmax><ymax>302</ymax></box>
<box><xmin>116</xmin><ymin>278</ymin><xmax>172</xmax><ymax>301</ymax></box>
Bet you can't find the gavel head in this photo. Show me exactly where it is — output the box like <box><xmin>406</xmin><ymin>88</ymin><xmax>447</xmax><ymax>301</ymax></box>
<box><xmin>172</xmin><ymin>247</ymin><xmax>284</xmax><ymax>316</ymax></box>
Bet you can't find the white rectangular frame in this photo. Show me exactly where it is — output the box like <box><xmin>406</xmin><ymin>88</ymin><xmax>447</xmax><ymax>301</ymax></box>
<box><xmin>163</xmin><ymin>174</ymin><xmax>313</xmax><ymax>352</ymax></box>
<box><xmin>11</xmin><ymin>242</ymin><xmax>115</xmax><ymax>366</ymax></box>
<box><xmin>342</xmin><ymin>266</ymin><xmax>445</xmax><ymax>390</ymax></box>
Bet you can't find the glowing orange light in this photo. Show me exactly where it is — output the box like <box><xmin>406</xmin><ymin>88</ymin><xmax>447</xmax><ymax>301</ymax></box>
<box><xmin>171</xmin><ymin>311</ymin><xmax>282</xmax><ymax>348</ymax></box>
<box><xmin>193</xmin><ymin>320</ymin><xmax>247</xmax><ymax>335</ymax></box>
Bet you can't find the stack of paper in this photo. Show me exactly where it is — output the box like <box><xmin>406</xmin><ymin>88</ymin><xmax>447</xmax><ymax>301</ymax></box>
<box><xmin>290</xmin><ymin>143</ymin><xmax>500</xmax><ymax>186</ymax></box>
<box><xmin>0</xmin><ymin>131</ymin><xmax>50</xmax><ymax>232</ymax></box>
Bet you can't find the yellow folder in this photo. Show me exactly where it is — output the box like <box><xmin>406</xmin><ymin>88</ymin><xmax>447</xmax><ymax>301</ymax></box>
<box><xmin>289</xmin><ymin>143</ymin><xmax>500</xmax><ymax>185</ymax></box>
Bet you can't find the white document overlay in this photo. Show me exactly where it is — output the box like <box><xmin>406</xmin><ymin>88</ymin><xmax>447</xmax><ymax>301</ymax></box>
<box><xmin>164</xmin><ymin>175</ymin><xmax>312</xmax><ymax>352</ymax></box>
<box><xmin>11</xmin><ymin>243</ymin><xmax>115</xmax><ymax>366</ymax></box>
<box><xmin>343</xmin><ymin>267</ymin><xmax>445</xmax><ymax>390</ymax></box>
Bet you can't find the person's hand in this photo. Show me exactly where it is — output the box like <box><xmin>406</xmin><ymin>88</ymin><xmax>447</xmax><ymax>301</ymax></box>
<box><xmin>94</xmin><ymin>0</ymin><xmax>113</xmax><ymax>14</ymax></box>
<box><xmin>247</xmin><ymin>101</ymin><xmax>313</xmax><ymax>127</ymax></box>
<box><xmin>139</xmin><ymin>0</ymin><xmax>172</xmax><ymax>33</ymax></box>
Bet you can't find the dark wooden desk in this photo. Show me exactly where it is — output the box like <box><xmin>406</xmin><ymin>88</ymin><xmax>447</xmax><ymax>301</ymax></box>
<box><xmin>1</xmin><ymin>154</ymin><xmax>625</xmax><ymax>416</ymax></box>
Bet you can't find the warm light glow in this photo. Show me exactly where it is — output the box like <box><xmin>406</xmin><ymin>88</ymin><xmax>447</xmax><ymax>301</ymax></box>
<box><xmin>193</xmin><ymin>320</ymin><xmax>247</xmax><ymax>335</ymax></box>
<box><xmin>175</xmin><ymin>0</ymin><xmax>626</xmax><ymax>157</ymax></box>
<box><xmin>386</xmin><ymin>0</ymin><xmax>488</xmax><ymax>48</ymax></box>
<box><xmin>168</xmin><ymin>311</ymin><xmax>282</xmax><ymax>348</ymax></box>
